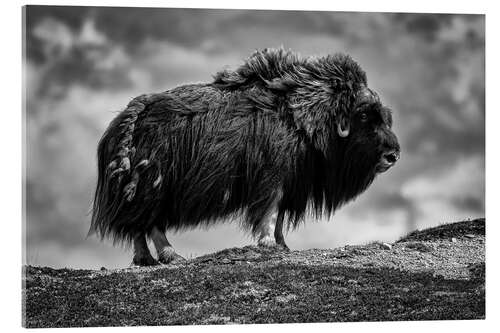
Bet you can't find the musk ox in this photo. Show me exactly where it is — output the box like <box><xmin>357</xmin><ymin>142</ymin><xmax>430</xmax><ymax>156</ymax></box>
<box><xmin>90</xmin><ymin>48</ymin><xmax>400</xmax><ymax>266</ymax></box>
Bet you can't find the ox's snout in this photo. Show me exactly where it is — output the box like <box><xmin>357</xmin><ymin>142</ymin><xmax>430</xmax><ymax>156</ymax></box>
<box><xmin>377</xmin><ymin>150</ymin><xmax>400</xmax><ymax>173</ymax></box>
<box><xmin>376</xmin><ymin>128</ymin><xmax>400</xmax><ymax>173</ymax></box>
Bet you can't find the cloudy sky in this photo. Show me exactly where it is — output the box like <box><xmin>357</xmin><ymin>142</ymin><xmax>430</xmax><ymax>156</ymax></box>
<box><xmin>23</xmin><ymin>6</ymin><xmax>485</xmax><ymax>269</ymax></box>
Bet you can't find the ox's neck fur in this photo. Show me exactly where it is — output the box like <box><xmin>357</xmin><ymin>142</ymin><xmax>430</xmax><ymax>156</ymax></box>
<box><xmin>214</xmin><ymin>48</ymin><xmax>377</xmax><ymax>226</ymax></box>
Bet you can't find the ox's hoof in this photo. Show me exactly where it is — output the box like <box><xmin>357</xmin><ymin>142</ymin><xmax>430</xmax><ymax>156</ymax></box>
<box><xmin>132</xmin><ymin>254</ymin><xmax>159</xmax><ymax>266</ymax></box>
<box><xmin>158</xmin><ymin>247</ymin><xmax>186</xmax><ymax>264</ymax></box>
<box><xmin>277</xmin><ymin>243</ymin><xmax>290</xmax><ymax>252</ymax></box>
<box><xmin>258</xmin><ymin>235</ymin><xmax>277</xmax><ymax>248</ymax></box>
<box><xmin>258</xmin><ymin>237</ymin><xmax>290</xmax><ymax>252</ymax></box>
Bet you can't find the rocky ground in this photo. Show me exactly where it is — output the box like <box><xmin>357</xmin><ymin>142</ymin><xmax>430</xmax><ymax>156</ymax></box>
<box><xmin>23</xmin><ymin>218</ymin><xmax>485</xmax><ymax>327</ymax></box>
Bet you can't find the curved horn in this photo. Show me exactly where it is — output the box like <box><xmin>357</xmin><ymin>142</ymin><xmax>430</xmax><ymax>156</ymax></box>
<box><xmin>337</xmin><ymin>119</ymin><xmax>350</xmax><ymax>138</ymax></box>
<box><xmin>357</xmin><ymin>86</ymin><xmax>371</xmax><ymax>101</ymax></box>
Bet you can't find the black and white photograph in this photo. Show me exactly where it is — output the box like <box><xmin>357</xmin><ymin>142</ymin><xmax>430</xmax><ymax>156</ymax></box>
<box><xmin>19</xmin><ymin>2</ymin><xmax>488</xmax><ymax>329</ymax></box>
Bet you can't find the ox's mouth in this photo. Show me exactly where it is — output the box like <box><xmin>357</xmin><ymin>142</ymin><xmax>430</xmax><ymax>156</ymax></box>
<box><xmin>376</xmin><ymin>150</ymin><xmax>400</xmax><ymax>173</ymax></box>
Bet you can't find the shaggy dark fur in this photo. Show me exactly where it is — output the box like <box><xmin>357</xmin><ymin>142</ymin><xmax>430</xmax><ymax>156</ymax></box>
<box><xmin>90</xmin><ymin>48</ymin><xmax>400</xmax><ymax>245</ymax></box>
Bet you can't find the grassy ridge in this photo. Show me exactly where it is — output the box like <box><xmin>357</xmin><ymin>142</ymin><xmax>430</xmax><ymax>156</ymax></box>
<box><xmin>23</xmin><ymin>218</ymin><xmax>485</xmax><ymax>327</ymax></box>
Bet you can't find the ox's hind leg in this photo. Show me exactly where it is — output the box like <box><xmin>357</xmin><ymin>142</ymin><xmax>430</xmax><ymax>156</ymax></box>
<box><xmin>132</xmin><ymin>234</ymin><xmax>159</xmax><ymax>266</ymax></box>
<box><xmin>150</xmin><ymin>227</ymin><xmax>186</xmax><ymax>264</ymax></box>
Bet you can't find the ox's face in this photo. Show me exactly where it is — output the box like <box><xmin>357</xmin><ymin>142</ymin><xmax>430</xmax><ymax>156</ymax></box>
<box><xmin>339</xmin><ymin>87</ymin><xmax>400</xmax><ymax>174</ymax></box>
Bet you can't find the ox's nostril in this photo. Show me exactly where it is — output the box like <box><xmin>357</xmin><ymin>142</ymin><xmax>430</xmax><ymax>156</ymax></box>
<box><xmin>384</xmin><ymin>151</ymin><xmax>400</xmax><ymax>164</ymax></box>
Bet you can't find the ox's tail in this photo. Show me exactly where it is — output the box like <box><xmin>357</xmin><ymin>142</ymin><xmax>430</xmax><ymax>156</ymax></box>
<box><xmin>89</xmin><ymin>94</ymin><xmax>152</xmax><ymax>243</ymax></box>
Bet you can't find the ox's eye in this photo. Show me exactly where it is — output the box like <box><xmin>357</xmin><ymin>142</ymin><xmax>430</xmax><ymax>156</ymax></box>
<box><xmin>360</xmin><ymin>112</ymin><xmax>368</xmax><ymax>122</ymax></box>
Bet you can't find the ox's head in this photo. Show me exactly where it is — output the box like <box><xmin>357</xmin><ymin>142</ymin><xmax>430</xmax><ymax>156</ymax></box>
<box><xmin>336</xmin><ymin>86</ymin><xmax>400</xmax><ymax>175</ymax></box>
<box><xmin>287</xmin><ymin>53</ymin><xmax>400</xmax><ymax>178</ymax></box>
<box><xmin>215</xmin><ymin>49</ymin><xmax>400</xmax><ymax>176</ymax></box>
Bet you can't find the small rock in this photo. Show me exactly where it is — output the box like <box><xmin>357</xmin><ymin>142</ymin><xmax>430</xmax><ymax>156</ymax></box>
<box><xmin>205</xmin><ymin>315</ymin><xmax>231</xmax><ymax>324</ymax></box>
<box><xmin>381</xmin><ymin>242</ymin><xmax>392</xmax><ymax>250</ymax></box>
<box><xmin>465</xmin><ymin>234</ymin><xmax>475</xmax><ymax>239</ymax></box>
<box><xmin>275</xmin><ymin>294</ymin><xmax>297</xmax><ymax>303</ymax></box>
<box><xmin>451</xmin><ymin>237</ymin><xmax>457</xmax><ymax>243</ymax></box>
<box><xmin>221</xmin><ymin>258</ymin><xmax>231</xmax><ymax>264</ymax></box>
<box><xmin>433</xmin><ymin>291</ymin><xmax>456</xmax><ymax>297</ymax></box>
<box><xmin>241</xmin><ymin>281</ymin><xmax>253</xmax><ymax>287</ymax></box>
<box><xmin>100</xmin><ymin>267</ymin><xmax>106</xmax><ymax>271</ymax></box>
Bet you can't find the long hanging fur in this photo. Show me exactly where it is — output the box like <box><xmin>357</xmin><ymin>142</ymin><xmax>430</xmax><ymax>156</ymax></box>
<box><xmin>90</xmin><ymin>48</ymin><xmax>398</xmax><ymax>244</ymax></box>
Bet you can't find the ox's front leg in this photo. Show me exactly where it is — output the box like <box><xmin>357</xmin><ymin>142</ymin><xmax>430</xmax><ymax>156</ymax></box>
<box><xmin>150</xmin><ymin>227</ymin><xmax>186</xmax><ymax>264</ymax></box>
<box><xmin>274</xmin><ymin>211</ymin><xmax>289</xmax><ymax>251</ymax></box>
<box><xmin>257</xmin><ymin>205</ymin><xmax>289</xmax><ymax>251</ymax></box>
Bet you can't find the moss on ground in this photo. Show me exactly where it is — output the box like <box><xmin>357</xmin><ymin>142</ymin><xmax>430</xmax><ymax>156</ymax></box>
<box><xmin>23</xmin><ymin>218</ymin><xmax>485</xmax><ymax>327</ymax></box>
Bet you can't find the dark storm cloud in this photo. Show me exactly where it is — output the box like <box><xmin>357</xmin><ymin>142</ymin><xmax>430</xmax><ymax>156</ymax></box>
<box><xmin>36</xmin><ymin>47</ymin><xmax>132</xmax><ymax>98</ymax></box>
<box><xmin>25</xmin><ymin>8</ymin><xmax>136</xmax><ymax>100</ymax></box>
<box><xmin>389</xmin><ymin>15</ymin><xmax>484</xmax><ymax>156</ymax></box>
<box><xmin>25</xmin><ymin>6</ymin><xmax>89</xmax><ymax>64</ymax></box>
<box><xmin>92</xmin><ymin>7</ymin><xmax>230</xmax><ymax>50</ymax></box>
<box><xmin>400</xmin><ymin>103</ymin><xmax>484</xmax><ymax>155</ymax></box>
<box><xmin>24</xmin><ymin>6</ymin><xmax>355</xmax><ymax>98</ymax></box>
<box><xmin>26</xmin><ymin>6</ymin><xmax>347</xmax><ymax>60</ymax></box>
<box><xmin>393</xmin><ymin>13</ymin><xmax>455</xmax><ymax>42</ymax></box>
<box><xmin>220</xmin><ymin>10</ymin><xmax>345</xmax><ymax>36</ymax></box>
<box><xmin>392</xmin><ymin>13</ymin><xmax>485</xmax><ymax>49</ymax></box>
